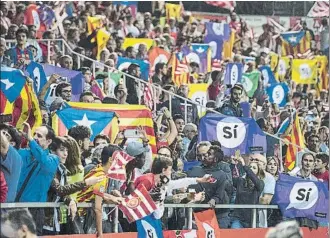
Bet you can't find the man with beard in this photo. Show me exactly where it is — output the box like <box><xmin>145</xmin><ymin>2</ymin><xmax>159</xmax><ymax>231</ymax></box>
<box><xmin>217</xmin><ymin>83</ymin><xmax>243</xmax><ymax>117</ymax></box>
<box><xmin>187</xmin><ymin>143</ymin><xmax>231</xmax><ymax>228</ymax></box>
<box><xmin>126</xmin><ymin>63</ymin><xmax>141</xmax><ymax>105</ymax></box>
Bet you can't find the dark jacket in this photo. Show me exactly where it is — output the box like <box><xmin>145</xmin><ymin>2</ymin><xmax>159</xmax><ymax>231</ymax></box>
<box><xmin>217</xmin><ymin>99</ymin><xmax>243</xmax><ymax>117</ymax></box>
<box><xmin>231</xmin><ymin>166</ymin><xmax>264</xmax><ymax>228</ymax></box>
<box><xmin>44</xmin><ymin>164</ymin><xmax>87</xmax><ymax>230</ymax></box>
<box><xmin>187</xmin><ymin>165</ymin><xmax>231</xmax><ymax>214</ymax></box>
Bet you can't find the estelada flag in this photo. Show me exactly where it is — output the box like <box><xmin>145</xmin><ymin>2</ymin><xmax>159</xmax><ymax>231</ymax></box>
<box><xmin>280</xmin><ymin>31</ymin><xmax>312</xmax><ymax>57</ymax></box>
<box><xmin>194</xmin><ymin>209</ymin><xmax>220</xmax><ymax>238</ymax></box>
<box><xmin>148</xmin><ymin>47</ymin><xmax>171</xmax><ymax>72</ymax></box>
<box><xmin>52</xmin><ymin>103</ymin><xmax>157</xmax><ymax>155</ymax></box>
<box><xmin>291</xmin><ymin>59</ymin><xmax>317</xmax><ymax>84</ymax></box>
<box><xmin>171</xmin><ymin>53</ymin><xmax>190</xmax><ymax>86</ymax></box>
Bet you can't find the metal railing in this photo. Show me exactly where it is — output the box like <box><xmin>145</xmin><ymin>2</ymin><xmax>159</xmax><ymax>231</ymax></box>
<box><xmin>1</xmin><ymin>202</ymin><xmax>279</xmax><ymax>231</ymax></box>
<box><xmin>5</xmin><ymin>39</ymin><xmax>306</xmax><ymax>165</ymax></box>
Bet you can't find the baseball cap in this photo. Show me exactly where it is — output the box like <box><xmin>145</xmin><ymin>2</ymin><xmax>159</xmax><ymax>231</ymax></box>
<box><xmin>126</xmin><ymin>141</ymin><xmax>150</xmax><ymax>157</ymax></box>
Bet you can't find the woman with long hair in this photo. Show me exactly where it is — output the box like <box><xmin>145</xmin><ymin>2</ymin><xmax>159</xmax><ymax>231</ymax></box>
<box><xmin>231</xmin><ymin>161</ymin><xmax>265</xmax><ymax>229</ymax></box>
<box><xmin>266</xmin><ymin>157</ymin><xmax>280</xmax><ymax>181</ymax></box>
<box><xmin>64</xmin><ymin>136</ymin><xmax>85</xmax><ymax>201</ymax></box>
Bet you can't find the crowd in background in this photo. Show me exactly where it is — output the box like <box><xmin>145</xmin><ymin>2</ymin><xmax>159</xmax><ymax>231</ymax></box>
<box><xmin>0</xmin><ymin>1</ymin><xmax>329</xmax><ymax>237</ymax></box>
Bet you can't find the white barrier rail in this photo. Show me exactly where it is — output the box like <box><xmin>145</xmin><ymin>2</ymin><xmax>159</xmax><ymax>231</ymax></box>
<box><xmin>1</xmin><ymin>202</ymin><xmax>279</xmax><ymax>230</ymax></box>
<box><xmin>5</xmin><ymin>39</ymin><xmax>307</xmax><ymax>161</ymax></box>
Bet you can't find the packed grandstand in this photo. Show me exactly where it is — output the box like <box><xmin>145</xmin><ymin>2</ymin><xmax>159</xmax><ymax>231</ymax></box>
<box><xmin>0</xmin><ymin>1</ymin><xmax>329</xmax><ymax>238</ymax></box>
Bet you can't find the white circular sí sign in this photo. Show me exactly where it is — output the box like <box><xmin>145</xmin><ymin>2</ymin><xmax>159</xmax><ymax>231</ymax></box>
<box><xmin>212</xmin><ymin>23</ymin><xmax>224</xmax><ymax>35</ymax></box>
<box><xmin>278</xmin><ymin>59</ymin><xmax>287</xmax><ymax>76</ymax></box>
<box><xmin>230</xmin><ymin>64</ymin><xmax>239</xmax><ymax>85</ymax></box>
<box><xmin>186</xmin><ymin>52</ymin><xmax>201</xmax><ymax>65</ymax></box>
<box><xmin>191</xmin><ymin>91</ymin><xmax>207</xmax><ymax>115</ymax></box>
<box><xmin>118</xmin><ymin>62</ymin><xmax>132</xmax><ymax>71</ymax></box>
<box><xmin>272</xmin><ymin>85</ymin><xmax>285</xmax><ymax>104</ymax></box>
<box><xmin>262</xmin><ymin>69</ymin><xmax>269</xmax><ymax>86</ymax></box>
<box><xmin>299</xmin><ymin>63</ymin><xmax>312</xmax><ymax>80</ymax></box>
<box><xmin>242</xmin><ymin>75</ymin><xmax>253</xmax><ymax>92</ymax></box>
<box><xmin>216</xmin><ymin>117</ymin><xmax>246</xmax><ymax>148</ymax></box>
<box><xmin>208</xmin><ymin>41</ymin><xmax>217</xmax><ymax>58</ymax></box>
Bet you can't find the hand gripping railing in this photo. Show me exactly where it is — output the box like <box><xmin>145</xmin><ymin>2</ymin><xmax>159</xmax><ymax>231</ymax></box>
<box><xmin>1</xmin><ymin>202</ymin><xmax>279</xmax><ymax>230</ymax></box>
<box><xmin>5</xmin><ymin>39</ymin><xmax>306</xmax><ymax>166</ymax></box>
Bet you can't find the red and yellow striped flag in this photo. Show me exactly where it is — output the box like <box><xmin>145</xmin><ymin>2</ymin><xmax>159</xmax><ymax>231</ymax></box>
<box><xmin>285</xmin><ymin>115</ymin><xmax>305</xmax><ymax>170</ymax></box>
<box><xmin>52</xmin><ymin>103</ymin><xmax>157</xmax><ymax>155</ymax></box>
<box><xmin>171</xmin><ymin>53</ymin><xmax>190</xmax><ymax>86</ymax></box>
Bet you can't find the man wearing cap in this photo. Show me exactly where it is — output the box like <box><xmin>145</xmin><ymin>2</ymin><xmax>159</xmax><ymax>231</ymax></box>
<box><xmin>217</xmin><ymin>84</ymin><xmax>243</xmax><ymax>117</ymax></box>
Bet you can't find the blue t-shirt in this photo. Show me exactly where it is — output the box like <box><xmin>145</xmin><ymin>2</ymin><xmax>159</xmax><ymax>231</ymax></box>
<box><xmin>1</xmin><ymin>146</ymin><xmax>22</xmax><ymax>202</ymax></box>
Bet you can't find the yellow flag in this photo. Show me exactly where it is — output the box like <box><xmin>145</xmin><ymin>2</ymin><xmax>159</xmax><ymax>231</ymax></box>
<box><xmin>165</xmin><ymin>3</ymin><xmax>182</xmax><ymax>20</ymax></box>
<box><xmin>96</xmin><ymin>28</ymin><xmax>111</xmax><ymax>60</ymax></box>
<box><xmin>87</xmin><ymin>16</ymin><xmax>105</xmax><ymax>43</ymax></box>
<box><xmin>188</xmin><ymin>84</ymin><xmax>209</xmax><ymax>117</ymax></box>
<box><xmin>122</xmin><ymin>38</ymin><xmax>154</xmax><ymax>51</ymax></box>
<box><xmin>277</xmin><ymin>57</ymin><xmax>290</xmax><ymax>82</ymax></box>
<box><xmin>291</xmin><ymin>59</ymin><xmax>317</xmax><ymax>84</ymax></box>
<box><xmin>315</xmin><ymin>55</ymin><xmax>328</xmax><ymax>91</ymax></box>
<box><xmin>269</xmin><ymin>52</ymin><xmax>279</xmax><ymax>71</ymax></box>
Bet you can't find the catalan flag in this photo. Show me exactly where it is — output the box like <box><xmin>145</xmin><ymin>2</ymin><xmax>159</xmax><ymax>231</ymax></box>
<box><xmin>1</xmin><ymin>66</ymin><xmax>41</xmax><ymax>132</ymax></box>
<box><xmin>281</xmin><ymin>31</ymin><xmax>311</xmax><ymax>57</ymax></box>
<box><xmin>291</xmin><ymin>59</ymin><xmax>317</xmax><ymax>84</ymax></box>
<box><xmin>52</xmin><ymin>103</ymin><xmax>157</xmax><ymax>155</ymax></box>
<box><xmin>222</xmin><ymin>30</ymin><xmax>235</xmax><ymax>59</ymax></box>
<box><xmin>181</xmin><ymin>44</ymin><xmax>212</xmax><ymax>73</ymax></box>
<box><xmin>171</xmin><ymin>52</ymin><xmax>190</xmax><ymax>86</ymax></box>
<box><xmin>122</xmin><ymin>38</ymin><xmax>154</xmax><ymax>51</ymax></box>
<box><xmin>285</xmin><ymin>113</ymin><xmax>305</xmax><ymax>170</ymax></box>
<box><xmin>165</xmin><ymin>3</ymin><xmax>182</xmax><ymax>20</ymax></box>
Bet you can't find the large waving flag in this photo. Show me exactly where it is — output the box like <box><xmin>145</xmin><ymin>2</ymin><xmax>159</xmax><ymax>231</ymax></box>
<box><xmin>136</xmin><ymin>214</ymin><xmax>163</xmax><ymax>238</ymax></box>
<box><xmin>165</xmin><ymin>3</ymin><xmax>182</xmax><ymax>20</ymax></box>
<box><xmin>259</xmin><ymin>65</ymin><xmax>277</xmax><ymax>87</ymax></box>
<box><xmin>285</xmin><ymin>113</ymin><xmax>305</xmax><ymax>170</ymax></box>
<box><xmin>107</xmin><ymin>150</ymin><xmax>134</xmax><ymax>181</ymax></box>
<box><xmin>194</xmin><ymin>209</ymin><xmax>221</xmax><ymax>238</ymax></box>
<box><xmin>307</xmin><ymin>1</ymin><xmax>329</xmax><ymax>17</ymax></box>
<box><xmin>26</xmin><ymin>61</ymin><xmax>47</xmax><ymax>94</ymax></box>
<box><xmin>274</xmin><ymin>174</ymin><xmax>328</xmax><ymax>222</ymax></box>
<box><xmin>87</xmin><ymin>15</ymin><xmax>105</xmax><ymax>37</ymax></box>
<box><xmin>291</xmin><ymin>59</ymin><xmax>317</xmax><ymax>84</ymax></box>
<box><xmin>119</xmin><ymin>185</ymin><xmax>157</xmax><ymax>223</ymax></box>
<box><xmin>55</xmin><ymin>103</ymin><xmax>115</xmax><ymax>140</ymax></box>
<box><xmin>122</xmin><ymin>38</ymin><xmax>154</xmax><ymax>51</ymax></box>
<box><xmin>171</xmin><ymin>52</ymin><xmax>190</xmax><ymax>86</ymax></box>
<box><xmin>224</xmin><ymin>63</ymin><xmax>243</xmax><ymax>85</ymax></box>
<box><xmin>266</xmin><ymin>83</ymin><xmax>289</xmax><ymax>107</ymax></box>
<box><xmin>148</xmin><ymin>47</ymin><xmax>171</xmax><ymax>73</ymax></box>
<box><xmin>181</xmin><ymin>44</ymin><xmax>212</xmax><ymax>73</ymax></box>
<box><xmin>199</xmin><ymin>113</ymin><xmax>267</xmax><ymax>156</ymax></box>
<box><xmin>43</xmin><ymin>64</ymin><xmax>84</xmax><ymax>102</ymax></box>
<box><xmin>241</xmin><ymin>71</ymin><xmax>260</xmax><ymax>97</ymax></box>
<box><xmin>117</xmin><ymin>57</ymin><xmax>150</xmax><ymax>81</ymax></box>
<box><xmin>53</xmin><ymin>103</ymin><xmax>157</xmax><ymax>155</ymax></box>
<box><xmin>281</xmin><ymin>31</ymin><xmax>311</xmax><ymax>57</ymax></box>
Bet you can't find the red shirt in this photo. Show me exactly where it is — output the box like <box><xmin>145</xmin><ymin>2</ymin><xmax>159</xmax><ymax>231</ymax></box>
<box><xmin>208</xmin><ymin>83</ymin><xmax>220</xmax><ymax>101</ymax></box>
<box><xmin>134</xmin><ymin>173</ymin><xmax>155</xmax><ymax>192</ymax></box>
<box><xmin>313</xmin><ymin>170</ymin><xmax>329</xmax><ymax>183</ymax></box>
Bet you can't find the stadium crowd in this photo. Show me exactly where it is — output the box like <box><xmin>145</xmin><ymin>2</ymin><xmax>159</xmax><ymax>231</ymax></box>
<box><xmin>0</xmin><ymin>1</ymin><xmax>329</xmax><ymax>237</ymax></box>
